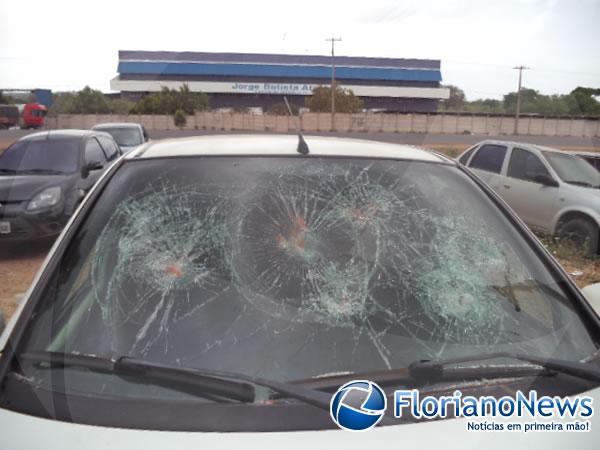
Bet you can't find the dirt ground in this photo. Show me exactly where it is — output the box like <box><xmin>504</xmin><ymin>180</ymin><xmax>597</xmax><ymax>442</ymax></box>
<box><xmin>0</xmin><ymin>241</ymin><xmax>50</xmax><ymax>321</ymax></box>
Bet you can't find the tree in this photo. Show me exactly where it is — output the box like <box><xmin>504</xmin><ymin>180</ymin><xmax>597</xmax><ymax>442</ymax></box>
<box><xmin>110</xmin><ymin>98</ymin><xmax>135</xmax><ymax>115</ymax></box>
<box><xmin>464</xmin><ymin>98</ymin><xmax>504</xmax><ymax>113</ymax></box>
<box><xmin>0</xmin><ymin>91</ymin><xmax>13</xmax><ymax>104</ymax></box>
<box><xmin>503</xmin><ymin>88</ymin><xmax>540</xmax><ymax>114</ymax></box>
<box><xmin>173</xmin><ymin>109</ymin><xmax>187</xmax><ymax>129</ymax></box>
<box><xmin>306</xmin><ymin>84</ymin><xmax>363</xmax><ymax>113</ymax></box>
<box><xmin>570</xmin><ymin>87</ymin><xmax>600</xmax><ymax>116</ymax></box>
<box><xmin>49</xmin><ymin>87</ymin><xmax>113</xmax><ymax>115</ymax></box>
<box><xmin>48</xmin><ymin>92</ymin><xmax>76</xmax><ymax>116</ymax></box>
<box><xmin>439</xmin><ymin>85</ymin><xmax>466</xmax><ymax>110</ymax></box>
<box><xmin>71</xmin><ymin>86</ymin><xmax>112</xmax><ymax>114</ymax></box>
<box><xmin>131</xmin><ymin>85</ymin><xmax>209</xmax><ymax>115</ymax></box>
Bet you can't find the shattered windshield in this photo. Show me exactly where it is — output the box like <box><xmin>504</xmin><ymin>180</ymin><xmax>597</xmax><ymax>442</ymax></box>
<box><xmin>20</xmin><ymin>156</ymin><xmax>597</xmax><ymax>394</ymax></box>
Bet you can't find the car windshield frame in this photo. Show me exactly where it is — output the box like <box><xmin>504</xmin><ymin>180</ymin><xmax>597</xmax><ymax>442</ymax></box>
<box><xmin>2</xmin><ymin>154</ymin><xmax>599</xmax><ymax>432</ymax></box>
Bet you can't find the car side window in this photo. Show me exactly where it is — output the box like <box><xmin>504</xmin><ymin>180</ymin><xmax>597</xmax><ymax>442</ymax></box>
<box><xmin>507</xmin><ymin>148</ymin><xmax>550</xmax><ymax>182</ymax></box>
<box><xmin>458</xmin><ymin>145</ymin><xmax>477</xmax><ymax>165</ymax></box>
<box><xmin>85</xmin><ymin>137</ymin><xmax>107</xmax><ymax>164</ymax></box>
<box><xmin>97</xmin><ymin>135</ymin><xmax>119</xmax><ymax>161</ymax></box>
<box><xmin>468</xmin><ymin>144</ymin><xmax>507</xmax><ymax>174</ymax></box>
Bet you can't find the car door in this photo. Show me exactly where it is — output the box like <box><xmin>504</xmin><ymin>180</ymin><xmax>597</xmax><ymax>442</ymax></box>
<box><xmin>83</xmin><ymin>137</ymin><xmax>108</xmax><ymax>191</ymax></box>
<box><xmin>500</xmin><ymin>146</ymin><xmax>558</xmax><ymax>232</ymax></box>
<box><xmin>466</xmin><ymin>143</ymin><xmax>508</xmax><ymax>193</ymax></box>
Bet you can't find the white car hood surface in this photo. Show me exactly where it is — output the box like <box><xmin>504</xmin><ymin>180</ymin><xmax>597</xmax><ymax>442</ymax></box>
<box><xmin>1</xmin><ymin>386</ymin><xmax>599</xmax><ymax>449</ymax></box>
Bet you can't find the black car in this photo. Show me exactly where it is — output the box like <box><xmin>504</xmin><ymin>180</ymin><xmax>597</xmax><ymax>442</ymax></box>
<box><xmin>0</xmin><ymin>130</ymin><xmax>121</xmax><ymax>241</ymax></box>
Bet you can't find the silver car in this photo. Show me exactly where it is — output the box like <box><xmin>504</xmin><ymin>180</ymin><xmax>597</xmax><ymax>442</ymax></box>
<box><xmin>92</xmin><ymin>122</ymin><xmax>150</xmax><ymax>153</ymax></box>
<box><xmin>458</xmin><ymin>140</ymin><xmax>600</xmax><ymax>253</ymax></box>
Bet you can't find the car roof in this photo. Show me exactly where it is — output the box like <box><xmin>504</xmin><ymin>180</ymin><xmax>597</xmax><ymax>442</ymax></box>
<box><xmin>473</xmin><ymin>139</ymin><xmax>573</xmax><ymax>155</ymax></box>
<box><xmin>19</xmin><ymin>129</ymin><xmax>96</xmax><ymax>142</ymax></box>
<box><xmin>92</xmin><ymin>122</ymin><xmax>142</xmax><ymax>129</ymax></box>
<box><xmin>127</xmin><ymin>134</ymin><xmax>447</xmax><ymax>163</ymax></box>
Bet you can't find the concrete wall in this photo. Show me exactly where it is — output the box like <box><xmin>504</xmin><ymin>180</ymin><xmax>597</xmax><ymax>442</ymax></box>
<box><xmin>45</xmin><ymin>113</ymin><xmax>600</xmax><ymax>138</ymax></box>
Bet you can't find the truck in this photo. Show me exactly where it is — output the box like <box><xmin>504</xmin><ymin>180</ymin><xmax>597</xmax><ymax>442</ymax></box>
<box><xmin>0</xmin><ymin>103</ymin><xmax>47</xmax><ymax>129</ymax></box>
<box><xmin>0</xmin><ymin>105</ymin><xmax>19</xmax><ymax>129</ymax></box>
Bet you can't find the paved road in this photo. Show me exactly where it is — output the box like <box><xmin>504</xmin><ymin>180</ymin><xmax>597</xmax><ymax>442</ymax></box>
<box><xmin>1</xmin><ymin>129</ymin><xmax>598</xmax><ymax>149</ymax></box>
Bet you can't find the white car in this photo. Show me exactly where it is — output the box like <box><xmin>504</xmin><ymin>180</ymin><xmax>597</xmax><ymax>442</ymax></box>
<box><xmin>1</xmin><ymin>135</ymin><xmax>600</xmax><ymax>449</ymax></box>
<box><xmin>92</xmin><ymin>122</ymin><xmax>150</xmax><ymax>153</ymax></box>
<box><xmin>458</xmin><ymin>140</ymin><xmax>600</xmax><ymax>254</ymax></box>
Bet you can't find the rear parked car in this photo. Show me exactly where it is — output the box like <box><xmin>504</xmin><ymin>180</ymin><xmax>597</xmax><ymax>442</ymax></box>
<box><xmin>574</xmin><ymin>152</ymin><xmax>600</xmax><ymax>172</ymax></box>
<box><xmin>457</xmin><ymin>140</ymin><xmax>600</xmax><ymax>254</ymax></box>
<box><xmin>0</xmin><ymin>130</ymin><xmax>121</xmax><ymax>241</ymax></box>
<box><xmin>92</xmin><ymin>122</ymin><xmax>149</xmax><ymax>153</ymax></box>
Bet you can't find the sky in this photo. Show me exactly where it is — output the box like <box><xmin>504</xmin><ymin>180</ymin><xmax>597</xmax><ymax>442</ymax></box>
<box><xmin>1</xmin><ymin>0</ymin><xmax>599</xmax><ymax>100</ymax></box>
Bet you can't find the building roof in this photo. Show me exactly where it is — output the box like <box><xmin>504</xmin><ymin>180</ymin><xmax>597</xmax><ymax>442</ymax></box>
<box><xmin>117</xmin><ymin>50</ymin><xmax>442</xmax><ymax>83</ymax></box>
<box><xmin>119</xmin><ymin>50</ymin><xmax>441</xmax><ymax>70</ymax></box>
<box><xmin>128</xmin><ymin>134</ymin><xmax>447</xmax><ymax>163</ymax></box>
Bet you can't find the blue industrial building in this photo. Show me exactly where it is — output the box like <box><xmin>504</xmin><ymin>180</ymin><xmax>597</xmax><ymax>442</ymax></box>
<box><xmin>111</xmin><ymin>50</ymin><xmax>449</xmax><ymax>113</ymax></box>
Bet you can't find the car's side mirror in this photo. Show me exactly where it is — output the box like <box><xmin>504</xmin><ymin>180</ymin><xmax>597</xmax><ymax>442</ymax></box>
<box><xmin>82</xmin><ymin>160</ymin><xmax>104</xmax><ymax>178</ymax></box>
<box><xmin>0</xmin><ymin>311</ymin><xmax>5</xmax><ymax>335</ymax></box>
<box><xmin>582</xmin><ymin>283</ymin><xmax>600</xmax><ymax>316</ymax></box>
<box><xmin>533</xmin><ymin>173</ymin><xmax>559</xmax><ymax>187</ymax></box>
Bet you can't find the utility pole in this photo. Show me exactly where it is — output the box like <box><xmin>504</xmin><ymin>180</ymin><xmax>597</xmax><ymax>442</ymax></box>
<box><xmin>513</xmin><ymin>65</ymin><xmax>530</xmax><ymax>135</ymax></box>
<box><xmin>326</xmin><ymin>37</ymin><xmax>342</xmax><ymax>131</ymax></box>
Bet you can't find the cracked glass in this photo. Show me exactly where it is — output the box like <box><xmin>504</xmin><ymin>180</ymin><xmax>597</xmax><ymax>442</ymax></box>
<box><xmin>20</xmin><ymin>156</ymin><xmax>598</xmax><ymax>396</ymax></box>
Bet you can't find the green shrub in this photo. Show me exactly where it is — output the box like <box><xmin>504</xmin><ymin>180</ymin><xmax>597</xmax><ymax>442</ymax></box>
<box><xmin>173</xmin><ymin>109</ymin><xmax>187</xmax><ymax>129</ymax></box>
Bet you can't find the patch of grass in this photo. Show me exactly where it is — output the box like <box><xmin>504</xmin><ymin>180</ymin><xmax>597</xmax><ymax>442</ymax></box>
<box><xmin>536</xmin><ymin>232</ymin><xmax>600</xmax><ymax>288</ymax></box>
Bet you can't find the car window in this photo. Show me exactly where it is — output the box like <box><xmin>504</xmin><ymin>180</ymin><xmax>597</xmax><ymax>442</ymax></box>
<box><xmin>84</xmin><ymin>137</ymin><xmax>107</xmax><ymax>164</ymax></box>
<box><xmin>0</xmin><ymin>138</ymin><xmax>80</xmax><ymax>173</ymax></box>
<box><xmin>468</xmin><ymin>144</ymin><xmax>507</xmax><ymax>174</ymax></box>
<box><xmin>97</xmin><ymin>135</ymin><xmax>120</xmax><ymax>160</ymax></box>
<box><xmin>458</xmin><ymin>145</ymin><xmax>477</xmax><ymax>165</ymax></box>
<box><xmin>507</xmin><ymin>147</ymin><xmax>551</xmax><ymax>182</ymax></box>
<box><xmin>99</xmin><ymin>127</ymin><xmax>144</xmax><ymax>147</ymax></box>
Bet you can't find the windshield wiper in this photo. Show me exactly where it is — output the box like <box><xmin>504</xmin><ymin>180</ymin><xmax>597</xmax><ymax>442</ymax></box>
<box><xmin>291</xmin><ymin>351</ymin><xmax>600</xmax><ymax>391</ymax></box>
<box><xmin>0</xmin><ymin>169</ymin><xmax>18</xmax><ymax>174</ymax></box>
<box><xmin>18</xmin><ymin>351</ymin><xmax>332</xmax><ymax>411</ymax></box>
<box><xmin>408</xmin><ymin>351</ymin><xmax>600</xmax><ymax>383</ymax></box>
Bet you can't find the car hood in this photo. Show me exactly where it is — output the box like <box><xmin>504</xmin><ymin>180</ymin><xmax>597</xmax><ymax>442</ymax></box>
<box><xmin>1</xmin><ymin>384</ymin><xmax>599</xmax><ymax>449</ymax></box>
<box><xmin>0</xmin><ymin>174</ymin><xmax>75</xmax><ymax>202</ymax></box>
